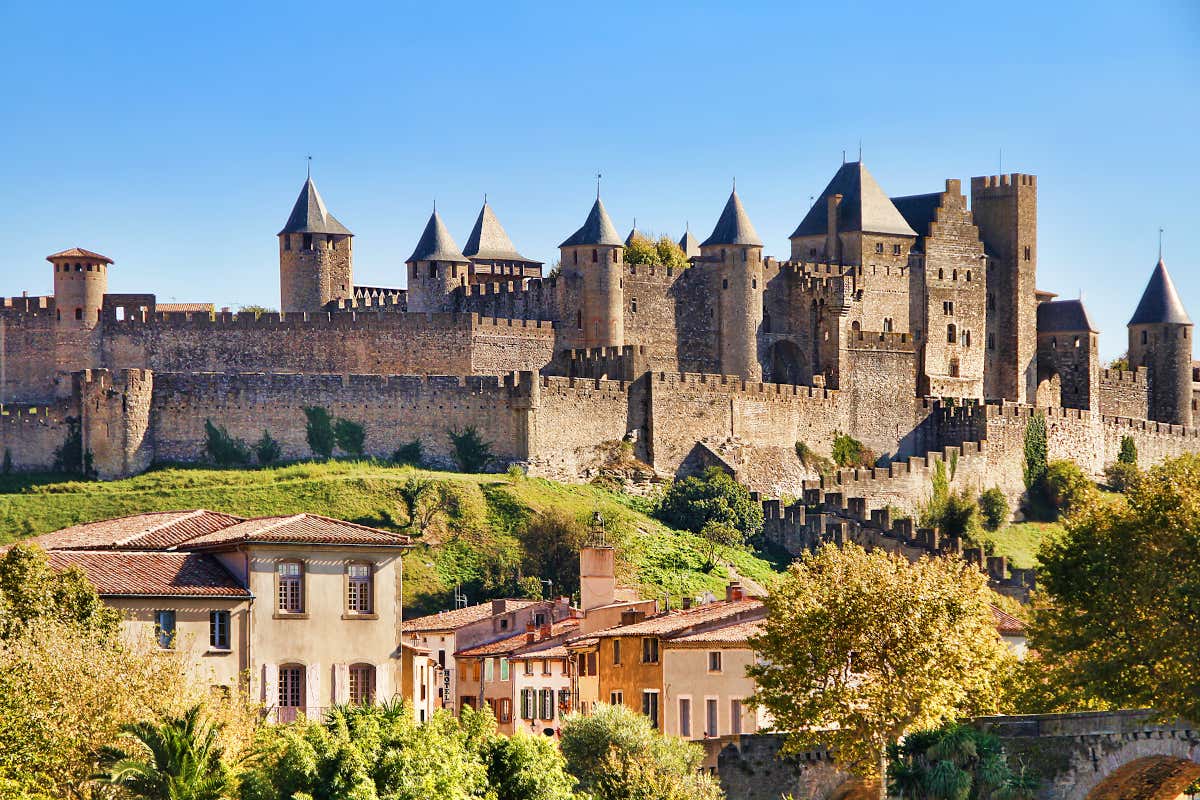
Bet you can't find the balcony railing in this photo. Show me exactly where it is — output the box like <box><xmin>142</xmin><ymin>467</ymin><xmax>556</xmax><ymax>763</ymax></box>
<box><xmin>266</xmin><ymin>706</ymin><xmax>332</xmax><ymax>724</ymax></box>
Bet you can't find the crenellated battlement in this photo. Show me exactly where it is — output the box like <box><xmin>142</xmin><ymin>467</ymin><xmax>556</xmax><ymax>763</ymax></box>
<box><xmin>650</xmin><ymin>371</ymin><xmax>837</xmax><ymax>402</ymax></box>
<box><xmin>154</xmin><ymin>369</ymin><xmax>538</xmax><ymax>400</ymax></box>
<box><xmin>97</xmin><ymin>307</ymin><xmax>555</xmax><ymax>334</ymax></box>
<box><xmin>540</xmin><ymin>375</ymin><xmax>633</xmax><ymax>397</ymax></box>
<box><xmin>0</xmin><ymin>295</ymin><xmax>54</xmax><ymax>315</ymax></box>
<box><xmin>971</xmin><ymin>173</ymin><xmax>1037</xmax><ymax>191</ymax></box>
<box><xmin>1100</xmin><ymin>367</ymin><xmax>1148</xmax><ymax>387</ymax></box>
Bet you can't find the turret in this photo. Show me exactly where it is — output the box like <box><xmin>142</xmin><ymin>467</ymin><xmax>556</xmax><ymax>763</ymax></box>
<box><xmin>1128</xmin><ymin>257</ymin><xmax>1193</xmax><ymax>426</ymax></box>
<box><xmin>678</xmin><ymin>226</ymin><xmax>700</xmax><ymax>260</ymax></box>
<box><xmin>48</xmin><ymin>247</ymin><xmax>111</xmax><ymax>329</ymax></box>
<box><xmin>461</xmin><ymin>200</ymin><xmax>542</xmax><ymax>282</ymax></box>
<box><xmin>278</xmin><ymin>177</ymin><xmax>354</xmax><ymax>313</ymax></box>
<box><xmin>406</xmin><ymin>209</ymin><xmax>470</xmax><ymax>314</ymax></box>
<box><xmin>701</xmin><ymin>190</ymin><xmax>763</xmax><ymax>381</ymax></box>
<box><xmin>559</xmin><ymin>197</ymin><xmax>624</xmax><ymax>349</ymax></box>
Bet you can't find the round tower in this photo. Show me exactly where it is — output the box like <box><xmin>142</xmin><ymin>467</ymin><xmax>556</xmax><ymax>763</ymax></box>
<box><xmin>1128</xmin><ymin>257</ymin><xmax>1193</xmax><ymax>426</ymax></box>
<box><xmin>406</xmin><ymin>209</ymin><xmax>470</xmax><ymax>314</ymax></box>
<box><xmin>48</xmin><ymin>247</ymin><xmax>111</xmax><ymax>330</ymax></box>
<box><xmin>700</xmin><ymin>190</ymin><xmax>763</xmax><ymax>381</ymax></box>
<box><xmin>559</xmin><ymin>197</ymin><xmax>624</xmax><ymax>349</ymax></box>
<box><xmin>278</xmin><ymin>177</ymin><xmax>354</xmax><ymax>313</ymax></box>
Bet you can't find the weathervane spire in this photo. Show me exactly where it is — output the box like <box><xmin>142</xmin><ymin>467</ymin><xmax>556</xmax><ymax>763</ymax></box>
<box><xmin>1159</xmin><ymin>227</ymin><xmax>1164</xmax><ymax>261</ymax></box>
<box><xmin>307</xmin><ymin>155</ymin><xmax>312</xmax><ymax>179</ymax></box>
<box><xmin>596</xmin><ymin>171</ymin><xmax>602</xmax><ymax>200</ymax></box>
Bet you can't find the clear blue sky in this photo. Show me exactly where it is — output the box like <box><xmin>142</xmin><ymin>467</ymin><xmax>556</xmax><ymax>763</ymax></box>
<box><xmin>2</xmin><ymin>0</ymin><xmax>1197</xmax><ymax>359</ymax></box>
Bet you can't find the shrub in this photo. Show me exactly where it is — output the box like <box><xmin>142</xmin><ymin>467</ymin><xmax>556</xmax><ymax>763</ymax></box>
<box><xmin>1044</xmin><ymin>459</ymin><xmax>1095</xmax><ymax>516</ymax></box>
<box><xmin>978</xmin><ymin>488</ymin><xmax>1009</xmax><ymax>531</ymax></box>
<box><xmin>832</xmin><ymin>431</ymin><xmax>875</xmax><ymax>468</ymax></box>
<box><xmin>1104</xmin><ymin>461</ymin><xmax>1141</xmax><ymax>493</ymax></box>
<box><xmin>698</xmin><ymin>520</ymin><xmax>744</xmax><ymax>570</ymax></box>
<box><xmin>303</xmin><ymin>406</ymin><xmax>335</xmax><ymax>458</ymax></box>
<box><xmin>656</xmin><ymin>466</ymin><xmax>764</xmax><ymax>540</ymax></box>
<box><xmin>52</xmin><ymin>416</ymin><xmax>93</xmax><ymax>477</ymax></box>
<box><xmin>393</xmin><ymin>439</ymin><xmax>424</xmax><ymax>466</ymax></box>
<box><xmin>203</xmin><ymin>419</ymin><xmax>250</xmax><ymax>466</ymax></box>
<box><xmin>505</xmin><ymin>464</ymin><xmax>525</xmax><ymax>481</ymax></box>
<box><xmin>1023</xmin><ymin>412</ymin><xmax>1048</xmax><ymax>490</ymax></box>
<box><xmin>519</xmin><ymin>508</ymin><xmax>587</xmax><ymax>599</ymax></box>
<box><xmin>333</xmin><ymin>417</ymin><xmax>365</xmax><ymax>456</ymax></box>
<box><xmin>448</xmin><ymin>426</ymin><xmax>494</xmax><ymax>473</ymax></box>
<box><xmin>795</xmin><ymin>442</ymin><xmax>834</xmax><ymax>474</ymax></box>
<box><xmin>253</xmin><ymin>430</ymin><xmax>281</xmax><ymax>466</ymax></box>
<box><xmin>1118</xmin><ymin>435</ymin><xmax>1138</xmax><ymax>465</ymax></box>
<box><xmin>925</xmin><ymin>489</ymin><xmax>980</xmax><ymax>538</ymax></box>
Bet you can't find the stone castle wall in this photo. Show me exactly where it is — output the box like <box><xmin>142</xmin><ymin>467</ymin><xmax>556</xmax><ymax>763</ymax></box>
<box><xmin>1</xmin><ymin>299</ymin><xmax>58</xmax><ymax>403</ymax></box>
<box><xmin>0</xmin><ymin>401</ymin><xmax>71</xmax><ymax>472</ymax></box>
<box><xmin>1098</xmin><ymin>367</ymin><xmax>1150</xmax><ymax>420</ymax></box>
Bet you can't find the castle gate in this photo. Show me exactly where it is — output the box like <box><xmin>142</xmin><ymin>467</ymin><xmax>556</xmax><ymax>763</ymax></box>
<box><xmin>767</xmin><ymin>339</ymin><xmax>808</xmax><ymax>385</ymax></box>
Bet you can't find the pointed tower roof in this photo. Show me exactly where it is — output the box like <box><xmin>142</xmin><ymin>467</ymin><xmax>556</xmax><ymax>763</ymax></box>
<box><xmin>790</xmin><ymin>161</ymin><xmax>916</xmax><ymax>239</ymax></box>
<box><xmin>462</xmin><ymin>202</ymin><xmax>537</xmax><ymax>263</ymax></box>
<box><xmin>279</xmin><ymin>178</ymin><xmax>352</xmax><ymax>237</ymax></box>
<box><xmin>406</xmin><ymin>210</ymin><xmax>470</xmax><ymax>264</ymax></box>
<box><xmin>625</xmin><ymin>225</ymin><xmax>649</xmax><ymax>246</ymax></box>
<box><xmin>560</xmin><ymin>198</ymin><xmax>623</xmax><ymax>248</ymax></box>
<box><xmin>1038</xmin><ymin>299</ymin><xmax>1098</xmax><ymax>333</ymax></box>
<box><xmin>1129</xmin><ymin>258</ymin><xmax>1191</xmax><ymax>325</ymax></box>
<box><xmin>701</xmin><ymin>190</ymin><xmax>762</xmax><ymax>247</ymax></box>
<box><xmin>678</xmin><ymin>228</ymin><xmax>700</xmax><ymax>259</ymax></box>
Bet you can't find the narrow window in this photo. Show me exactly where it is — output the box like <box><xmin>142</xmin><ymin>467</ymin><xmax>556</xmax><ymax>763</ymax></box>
<box><xmin>641</xmin><ymin>637</ymin><xmax>659</xmax><ymax>664</ymax></box>
<box><xmin>484</xmin><ymin>658</ymin><xmax>494</xmax><ymax>682</ymax></box>
<box><xmin>706</xmin><ymin>698</ymin><xmax>718</xmax><ymax>736</ymax></box>
<box><xmin>209</xmin><ymin>610</ymin><xmax>230</xmax><ymax>649</ymax></box>
<box><xmin>752</xmin><ymin>278</ymin><xmax>757</xmax><ymax>289</ymax></box>
<box><xmin>499</xmin><ymin>657</ymin><xmax>510</xmax><ymax>681</ymax></box>
<box><xmin>1141</xmin><ymin>330</ymin><xmax>1148</xmax><ymax>345</ymax></box>
<box><xmin>284</xmin><ymin>235</ymin><xmax>291</xmax><ymax>251</ymax></box>
<box><xmin>988</xmin><ymin>333</ymin><xmax>995</xmax><ymax>350</ymax></box>
<box><xmin>642</xmin><ymin>690</ymin><xmax>659</xmax><ymax>728</ymax></box>
<box><xmin>875</xmin><ymin>242</ymin><xmax>883</xmax><ymax>254</ymax></box>
<box><xmin>966</xmin><ymin>270</ymin><xmax>972</xmax><ymax>282</ymax></box>
<box><xmin>1024</xmin><ymin>245</ymin><xmax>1031</xmax><ymax>261</ymax></box>
<box><xmin>498</xmin><ymin>698</ymin><xmax>512</xmax><ymax>723</ymax></box>
<box><xmin>708</xmin><ymin>651</ymin><xmax>722</xmax><ymax>672</ymax></box>
<box><xmin>883</xmin><ymin>317</ymin><xmax>893</xmax><ymax>332</ymax></box>
<box><xmin>952</xmin><ymin>269</ymin><xmax>958</xmax><ymax>280</ymax></box>
<box><xmin>278</xmin><ymin>665</ymin><xmax>305</xmax><ymax>717</ymax></box>
<box><xmin>947</xmin><ymin>324</ymin><xmax>957</xmax><ymax>344</ymax></box>
<box><xmin>303</xmin><ymin>233</ymin><xmax>312</xmax><ymax>250</ymax></box>
<box><xmin>630</xmin><ymin>298</ymin><xmax>638</xmax><ymax>313</ymax></box>
<box><xmin>679</xmin><ymin>698</ymin><xmax>692</xmax><ymax>737</ymax></box>
<box><xmin>542</xmin><ymin>658</ymin><xmax>551</xmax><ymax>675</ymax></box>
<box><xmin>155</xmin><ymin>610</ymin><xmax>176</xmax><ymax>649</ymax></box>
<box><xmin>349</xmin><ymin>663</ymin><xmax>375</xmax><ymax>704</ymax></box>
<box><xmin>1074</xmin><ymin>336</ymin><xmax>1080</xmax><ymax>348</ymax></box>
<box><xmin>572</xmin><ymin>251</ymin><xmax>578</xmax><ymax>266</ymax></box>
<box><xmin>731</xmin><ymin>699</ymin><xmax>743</xmax><ymax>735</ymax></box>
<box><xmin>938</xmin><ymin>268</ymin><xmax>944</xmax><ymax>280</ymax></box>
<box><xmin>277</xmin><ymin>561</ymin><xmax>303</xmax><ymax>614</ymax></box>
<box><xmin>722</xmin><ymin>279</ymin><xmax>729</xmax><ymax>290</ymax></box>
<box><xmin>86</xmin><ymin>264</ymin><xmax>93</xmax><ymax>272</ymax></box>
<box><xmin>540</xmin><ymin>688</ymin><xmax>554</xmax><ymax>720</ymax></box>
<box><xmin>592</xmin><ymin>249</ymin><xmax>597</xmax><ymax>263</ymax></box>
<box><xmin>610</xmin><ymin>690</ymin><xmax>623</xmax><ymax>706</ymax></box>
<box><xmin>587</xmin><ymin>652</ymin><xmax>597</xmax><ymax>676</ymax></box>
<box><xmin>576</xmin><ymin>310</ymin><xmax>582</xmax><ymax>329</ymax></box>
<box><xmin>809</xmin><ymin>247</ymin><xmax>816</xmax><ymax>257</ymax></box>
<box><xmin>346</xmin><ymin>563</ymin><xmax>373</xmax><ymax>615</ymax></box>
<box><xmin>75</xmin><ymin>307</ymin><xmax>83</xmax><ymax>320</ymax></box>
<box><xmin>429</xmin><ymin>263</ymin><xmax>437</xmax><ymax>278</ymax></box>
<box><xmin>893</xmin><ymin>244</ymin><xmax>902</xmax><ymax>255</ymax></box>
<box><xmin>521</xmin><ymin>688</ymin><xmax>535</xmax><ymax>719</ymax></box>
<box><xmin>950</xmin><ymin>357</ymin><xmax>961</xmax><ymax>377</ymax></box>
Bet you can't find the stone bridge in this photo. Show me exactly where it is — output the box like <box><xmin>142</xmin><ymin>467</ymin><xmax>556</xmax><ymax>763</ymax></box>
<box><xmin>712</xmin><ymin>710</ymin><xmax>1200</xmax><ymax>800</ymax></box>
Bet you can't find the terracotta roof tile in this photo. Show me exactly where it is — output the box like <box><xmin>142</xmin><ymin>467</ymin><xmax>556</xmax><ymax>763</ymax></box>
<box><xmin>991</xmin><ymin>605</ymin><xmax>1026</xmax><ymax>636</ymax></box>
<box><xmin>457</xmin><ymin>620</ymin><xmax>580</xmax><ymax>658</ymax></box>
<box><xmin>46</xmin><ymin>247</ymin><xmax>113</xmax><ymax>263</ymax></box>
<box><xmin>47</xmin><ymin>551</ymin><xmax>249</xmax><ymax>598</ymax></box>
<box><xmin>182</xmin><ymin>514</ymin><xmax>411</xmax><ymax>549</ymax></box>
<box><xmin>402</xmin><ymin>599</ymin><xmax>538</xmax><ymax>633</ymax></box>
<box><xmin>21</xmin><ymin>510</ymin><xmax>244</xmax><ymax>552</ymax></box>
<box><xmin>590</xmin><ymin>599</ymin><xmax>765</xmax><ymax>639</ymax></box>
<box><xmin>668</xmin><ymin>618</ymin><xmax>763</xmax><ymax>646</ymax></box>
<box><xmin>156</xmin><ymin>303</ymin><xmax>215</xmax><ymax>313</ymax></box>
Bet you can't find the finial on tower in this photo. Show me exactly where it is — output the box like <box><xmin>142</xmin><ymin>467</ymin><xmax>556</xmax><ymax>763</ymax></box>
<box><xmin>1159</xmin><ymin>227</ymin><xmax>1164</xmax><ymax>261</ymax></box>
<box><xmin>858</xmin><ymin>140</ymin><xmax>862</xmax><ymax>161</ymax></box>
<box><xmin>307</xmin><ymin>155</ymin><xmax>312</xmax><ymax>179</ymax></box>
<box><xmin>596</xmin><ymin>171</ymin><xmax>602</xmax><ymax>200</ymax></box>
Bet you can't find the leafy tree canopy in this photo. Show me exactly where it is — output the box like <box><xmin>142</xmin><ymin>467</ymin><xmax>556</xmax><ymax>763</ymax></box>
<box><xmin>656</xmin><ymin>467</ymin><xmax>764</xmax><ymax>540</ymax></box>
<box><xmin>887</xmin><ymin>722</ymin><xmax>1037</xmax><ymax>800</ymax></box>
<box><xmin>623</xmin><ymin>235</ymin><xmax>690</xmax><ymax>272</ymax></box>
<box><xmin>0</xmin><ymin>543</ymin><xmax>120</xmax><ymax>639</ymax></box>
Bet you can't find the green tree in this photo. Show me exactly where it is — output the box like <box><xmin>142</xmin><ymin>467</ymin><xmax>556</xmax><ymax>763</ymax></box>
<box><xmin>1118</xmin><ymin>435</ymin><xmax>1138</xmax><ymax>465</ymax></box>
<box><xmin>2</xmin><ymin>448</ymin><xmax>12</xmax><ymax>475</ymax></box>
<box><xmin>203</xmin><ymin>420</ymin><xmax>250</xmax><ymax>467</ymax></box>
<box><xmin>1043</xmin><ymin>460</ymin><xmax>1095</xmax><ymax>517</ymax></box>
<box><xmin>95</xmin><ymin>705</ymin><xmax>231</xmax><ymax>800</ymax></box>
<box><xmin>0</xmin><ymin>543</ymin><xmax>120</xmax><ymax>639</ymax></box>
<box><xmin>519</xmin><ymin>509</ymin><xmax>587</xmax><ymax>599</ymax></box>
<box><xmin>1022</xmin><ymin>413</ymin><xmax>1047</xmax><ymax>491</ymax></box>
<box><xmin>1031</xmin><ymin>454</ymin><xmax>1200</xmax><ymax>721</ymax></box>
<box><xmin>698</xmin><ymin>520</ymin><xmax>744</xmax><ymax>570</ymax></box>
<box><xmin>484</xmin><ymin>732</ymin><xmax>576</xmax><ymax>800</ymax></box>
<box><xmin>978</xmin><ymin>489</ymin><xmax>1009</xmax><ymax>532</ymax></box>
<box><xmin>560</xmin><ymin>704</ymin><xmax>722</xmax><ymax>800</ymax></box>
<box><xmin>334</xmin><ymin>418</ymin><xmax>366</xmax><ymax>457</ymax></box>
<box><xmin>656</xmin><ymin>467</ymin><xmax>764</xmax><ymax>541</ymax></box>
<box><xmin>448</xmin><ymin>426</ymin><xmax>493</xmax><ymax>473</ymax></box>
<box><xmin>304</xmin><ymin>407</ymin><xmax>335</xmax><ymax>459</ymax></box>
<box><xmin>887</xmin><ymin>722</ymin><xmax>1037</xmax><ymax>800</ymax></box>
<box><xmin>748</xmin><ymin>543</ymin><xmax>1009</xmax><ymax>797</ymax></box>
<box><xmin>237</xmin><ymin>305</ymin><xmax>277</xmax><ymax>318</ymax></box>
<box><xmin>1104</xmin><ymin>461</ymin><xmax>1140</xmax><ymax>493</ymax></box>
<box><xmin>623</xmin><ymin>235</ymin><xmax>689</xmax><ymax>272</ymax></box>
<box><xmin>395</xmin><ymin>474</ymin><xmax>453</xmax><ymax>537</ymax></box>
<box><xmin>393</xmin><ymin>440</ymin><xmax>423</xmax><ymax>466</ymax></box>
<box><xmin>253</xmin><ymin>431</ymin><xmax>282</xmax><ymax>466</ymax></box>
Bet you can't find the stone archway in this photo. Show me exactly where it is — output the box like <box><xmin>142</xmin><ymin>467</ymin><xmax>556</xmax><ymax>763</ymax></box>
<box><xmin>1074</xmin><ymin>750</ymin><xmax>1200</xmax><ymax>800</ymax></box>
<box><xmin>768</xmin><ymin>340</ymin><xmax>808</xmax><ymax>385</ymax></box>
<box><xmin>1036</xmin><ymin>362</ymin><xmax>1062</xmax><ymax>408</ymax></box>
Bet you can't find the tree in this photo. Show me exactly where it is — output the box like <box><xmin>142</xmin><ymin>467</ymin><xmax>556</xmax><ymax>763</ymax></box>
<box><xmin>698</xmin><ymin>520</ymin><xmax>744</xmax><ymax>570</ymax></box>
<box><xmin>978</xmin><ymin>489</ymin><xmax>1009</xmax><ymax>531</ymax></box>
<box><xmin>396</xmin><ymin>474</ymin><xmax>453</xmax><ymax>537</ymax></box>
<box><xmin>1022</xmin><ymin>413</ymin><xmax>1047</xmax><ymax>491</ymax></box>
<box><xmin>484</xmin><ymin>732</ymin><xmax>576</xmax><ymax>800</ymax></box>
<box><xmin>560</xmin><ymin>704</ymin><xmax>723</xmax><ymax>800</ymax></box>
<box><xmin>253</xmin><ymin>431</ymin><xmax>282</xmax><ymax>466</ymax></box>
<box><xmin>95</xmin><ymin>705</ymin><xmax>232</xmax><ymax>800</ymax></box>
<box><xmin>0</xmin><ymin>543</ymin><xmax>120</xmax><ymax>639</ymax></box>
<box><xmin>1104</xmin><ymin>461</ymin><xmax>1140</xmax><ymax>493</ymax></box>
<box><xmin>519</xmin><ymin>509</ymin><xmax>587</xmax><ymax>599</ymax></box>
<box><xmin>1031</xmin><ymin>454</ymin><xmax>1200</xmax><ymax>721</ymax></box>
<box><xmin>1043</xmin><ymin>460</ymin><xmax>1095</xmax><ymax>517</ymax></box>
<box><xmin>237</xmin><ymin>305</ymin><xmax>276</xmax><ymax>318</ymax></box>
<box><xmin>448</xmin><ymin>426</ymin><xmax>493</xmax><ymax>473</ymax></box>
<box><xmin>304</xmin><ymin>406</ymin><xmax>336</xmax><ymax>459</ymax></box>
<box><xmin>334</xmin><ymin>418</ymin><xmax>366</xmax><ymax>457</ymax></box>
<box><xmin>203</xmin><ymin>420</ymin><xmax>250</xmax><ymax>467</ymax></box>
<box><xmin>393</xmin><ymin>440</ymin><xmax>423</xmax><ymax>466</ymax></box>
<box><xmin>748</xmin><ymin>543</ymin><xmax>1009</xmax><ymax>797</ymax></box>
<box><xmin>656</xmin><ymin>467</ymin><xmax>764</xmax><ymax>541</ymax></box>
<box><xmin>887</xmin><ymin>722</ymin><xmax>1037</xmax><ymax>800</ymax></box>
<box><xmin>623</xmin><ymin>235</ymin><xmax>690</xmax><ymax>272</ymax></box>
<box><xmin>1118</xmin><ymin>435</ymin><xmax>1138</xmax><ymax>465</ymax></box>
<box><xmin>832</xmin><ymin>431</ymin><xmax>876</xmax><ymax>468</ymax></box>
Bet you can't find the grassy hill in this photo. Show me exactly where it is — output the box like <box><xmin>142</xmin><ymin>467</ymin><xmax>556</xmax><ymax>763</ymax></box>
<box><xmin>0</xmin><ymin>462</ymin><xmax>788</xmax><ymax>616</ymax></box>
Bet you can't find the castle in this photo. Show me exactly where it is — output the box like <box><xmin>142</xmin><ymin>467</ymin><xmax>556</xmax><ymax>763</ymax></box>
<box><xmin>2</xmin><ymin>161</ymin><xmax>1197</xmax><ymax>514</ymax></box>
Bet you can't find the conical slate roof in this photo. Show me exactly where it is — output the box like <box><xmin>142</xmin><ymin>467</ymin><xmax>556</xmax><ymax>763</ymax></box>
<box><xmin>279</xmin><ymin>178</ymin><xmax>352</xmax><ymax>236</ymax></box>
<box><xmin>678</xmin><ymin>228</ymin><xmax>700</xmax><ymax>258</ymax></box>
<box><xmin>701</xmin><ymin>190</ymin><xmax>762</xmax><ymax>247</ymax></box>
<box><xmin>560</xmin><ymin>198</ymin><xmax>623</xmax><ymax>248</ymax></box>
<box><xmin>406</xmin><ymin>210</ymin><xmax>470</xmax><ymax>264</ymax></box>
<box><xmin>625</xmin><ymin>226</ymin><xmax>649</xmax><ymax>246</ymax></box>
<box><xmin>1129</xmin><ymin>259</ymin><xmax>1191</xmax><ymax>326</ymax></box>
<box><xmin>462</xmin><ymin>202</ymin><xmax>537</xmax><ymax>263</ymax></box>
<box><xmin>790</xmin><ymin>161</ymin><xmax>916</xmax><ymax>239</ymax></box>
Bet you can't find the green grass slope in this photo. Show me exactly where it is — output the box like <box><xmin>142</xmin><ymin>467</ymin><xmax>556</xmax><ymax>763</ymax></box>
<box><xmin>0</xmin><ymin>462</ymin><xmax>786</xmax><ymax>616</ymax></box>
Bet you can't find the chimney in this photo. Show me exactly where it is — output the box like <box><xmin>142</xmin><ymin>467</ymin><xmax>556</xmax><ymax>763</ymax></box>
<box><xmin>539</xmin><ymin>623</ymin><xmax>552</xmax><ymax>640</ymax></box>
<box><xmin>580</xmin><ymin>546</ymin><xmax>616</xmax><ymax>613</ymax></box>
<box><xmin>620</xmin><ymin>609</ymin><xmax>647</xmax><ymax>626</ymax></box>
<box><xmin>826</xmin><ymin>193</ymin><xmax>843</xmax><ymax>263</ymax></box>
<box><xmin>682</xmin><ymin>596</ymin><xmax>693</xmax><ymax>610</ymax></box>
<box><xmin>726</xmin><ymin>581</ymin><xmax>744</xmax><ymax>602</ymax></box>
<box><xmin>491</xmin><ymin>599</ymin><xmax>507</xmax><ymax>616</ymax></box>
<box><xmin>525</xmin><ymin>623</ymin><xmax>536</xmax><ymax>644</ymax></box>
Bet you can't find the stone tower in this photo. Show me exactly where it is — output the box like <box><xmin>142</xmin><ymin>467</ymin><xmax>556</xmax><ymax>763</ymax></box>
<box><xmin>701</xmin><ymin>190</ymin><xmax>763</xmax><ymax>381</ymax></box>
<box><xmin>48</xmin><ymin>247</ymin><xmax>111</xmax><ymax>379</ymax></box>
<box><xmin>559</xmin><ymin>197</ymin><xmax>624</xmax><ymax>349</ymax></box>
<box><xmin>1036</xmin><ymin>299</ymin><xmax>1099</xmax><ymax>410</ymax></box>
<box><xmin>406</xmin><ymin>209</ymin><xmax>470</xmax><ymax>314</ymax></box>
<box><xmin>971</xmin><ymin>174</ymin><xmax>1038</xmax><ymax>404</ymax></box>
<box><xmin>278</xmin><ymin>177</ymin><xmax>354</xmax><ymax>313</ymax></box>
<box><xmin>1128</xmin><ymin>257</ymin><xmax>1193</xmax><ymax>426</ymax></box>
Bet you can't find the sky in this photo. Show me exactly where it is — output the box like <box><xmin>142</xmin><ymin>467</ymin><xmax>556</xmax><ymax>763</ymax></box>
<box><xmin>1</xmin><ymin>0</ymin><xmax>1197</xmax><ymax>359</ymax></box>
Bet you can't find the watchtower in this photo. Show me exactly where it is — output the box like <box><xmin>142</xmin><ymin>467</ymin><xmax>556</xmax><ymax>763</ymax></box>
<box><xmin>48</xmin><ymin>247</ymin><xmax>111</xmax><ymax>330</ymax></box>
<box><xmin>559</xmin><ymin>197</ymin><xmax>624</xmax><ymax>349</ymax></box>
<box><xmin>405</xmin><ymin>209</ymin><xmax>470</xmax><ymax>314</ymax></box>
<box><xmin>701</xmin><ymin>189</ymin><xmax>763</xmax><ymax>381</ymax></box>
<box><xmin>278</xmin><ymin>177</ymin><xmax>354</xmax><ymax>313</ymax></box>
<box><xmin>1128</xmin><ymin>257</ymin><xmax>1193</xmax><ymax>426</ymax></box>
<box><xmin>971</xmin><ymin>173</ymin><xmax>1038</xmax><ymax>404</ymax></box>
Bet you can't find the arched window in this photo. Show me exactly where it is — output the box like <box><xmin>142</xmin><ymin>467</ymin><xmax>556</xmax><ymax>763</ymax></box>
<box><xmin>952</xmin><ymin>269</ymin><xmax>958</xmax><ymax>280</ymax></box>
<box><xmin>349</xmin><ymin>663</ymin><xmax>376</xmax><ymax>705</ymax></box>
<box><xmin>851</xmin><ymin>321</ymin><xmax>861</xmax><ymax>332</ymax></box>
<box><xmin>277</xmin><ymin>561</ymin><xmax>304</xmax><ymax>614</ymax></box>
<box><xmin>284</xmin><ymin>235</ymin><xmax>291</xmax><ymax>251</ymax></box>
<box><xmin>346</xmin><ymin>562</ymin><xmax>373</xmax><ymax>615</ymax></box>
<box><xmin>947</xmin><ymin>324</ymin><xmax>956</xmax><ymax>343</ymax></box>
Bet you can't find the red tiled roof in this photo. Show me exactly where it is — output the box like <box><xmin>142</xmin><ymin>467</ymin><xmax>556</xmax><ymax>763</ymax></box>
<box><xmin>46</xmin><ymin>247</ymin><xmax>113</xmax><ymax>263</ymax></box>
<box><xmin>402</xmin><ymin>599</ymin><xmax>537</xmax><ymax>633</ymax></box>
<box><xmin>182</xmin><ymin>514</ymin><xmax>411</xmax><ymax>549</ymax></box>
<box><xmin>47</xmin><ymin>551</ymin><xmax>250</xmax><ymax>598</ymax></box>
<box><xmin>457</xmin><ymin>620</ymin><xmax>580</xmax><ymax>658</ymax></box>
<box><xmin>20</xmin><ymin>510</ymin><xmax>244</xmax><ymax>552</ymax></box>
<box><xmin>589</xmin><ymin>599</ymin><xmax>765</xmax><ymax>639</ymax></box>
<box><xmin>668</xmin><ymin>618</ymin><xmax>763</xmax><ymax>647</ymax></box>
<box><xmin>991</xmin><ymin>605</ymin><xmax>1027</xmax><ymax>636</ymax></box>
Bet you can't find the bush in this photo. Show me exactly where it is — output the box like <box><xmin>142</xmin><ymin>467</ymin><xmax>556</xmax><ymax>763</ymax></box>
<box><xmin>978</xmin><ymin>488</ymin><xmax>1009</xmax><ymax>531</ymax></box>
<box><xmin>1044</xmin><ymin>459</ymin><xmax>1095</xmax><ymax>516</ymax></box>
<box><xmin>795</xmin><ymin>442</ymin><xmax>834</xmax><ymax>474</ymax></box>
<box><xmin>393</xmin><ymin>439</ymin><xmax>424</xmax><ymax>466</ymax></box>
<box><xmin>203</xmin><ymin>419</ymin><xmax>250</xmax><ymax>466</ymax></box>
<box><xmin>448</xmin><ymin>426</ymin><xmax>494</xmax><ymax>473</ymax></box>
<box><xmin>253</xmin><ymin>430</ymin><xmax>281</xmax><ymax>466</ymax></box>
<box><xmin>303</xmin><ymin>406</ymin><xmax>335</xmax><ymax>459</ymax></box>
<box><xmin>1023</xmin><ymin>412</ymin><xmax>1048</xmax><ymax>489</ymax></box>
<box><xmin>333</xmin><ymin>417</ymin><xmax>365</xmax><ymax>456</ymax></box>
<box><xmin>832</xmin><ymin>431</ymin><xmax>875</xmax><ymax>468</ymax></box>
<box><xmin>924</xmin><ymin>489</ymin><xmax>980</xmax><ymax>539</ymax></box>
<box><xmin>519</xmin><ymin>509</ymin><xmax>587</xmax><ymax>599</ymax></box>
<box><xmin>1104</xmin><ymin>461</ymin><xmax>1141</xmax><ymax>493</ymax></box>
<box><xmin>656</xmin><ymin>466</ymin><xmax>764</xmax><ymax>540</ymax></box>
<box><xmin>1118</xmin><ymin>435</ymin><xmax>1138</xmax><ymax>465</ymax></box>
